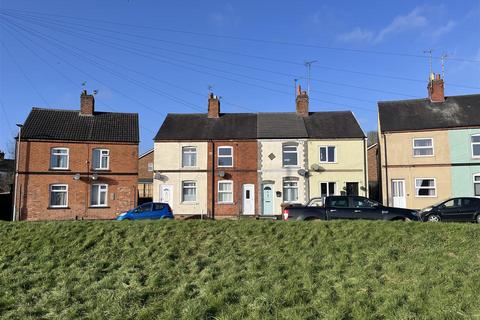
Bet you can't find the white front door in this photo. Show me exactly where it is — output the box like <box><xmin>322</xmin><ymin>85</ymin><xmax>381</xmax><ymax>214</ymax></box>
<box><xmin>242</xmin><ymin>184</ymin><xmax>255</xmax><ymax>215</ymax></box>
<box><xmin>391</xmin><ymin>180</ymin><xmax>406</xmax><ymax>208</ymax></box>
<box><xmin>160</xmin><ymin>185</ymin><xmax>173</xmax><ymax>206</ymax></box>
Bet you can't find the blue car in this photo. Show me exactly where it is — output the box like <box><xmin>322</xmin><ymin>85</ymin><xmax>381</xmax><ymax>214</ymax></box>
<box><xmin>116</xmin><ymin>202</ymin><xmax>174</xmax><ymax>220</ymax></box>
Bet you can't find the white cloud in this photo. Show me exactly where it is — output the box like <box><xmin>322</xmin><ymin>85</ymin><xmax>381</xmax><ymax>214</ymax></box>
<box><xmin>338</xmin><ymin>6</ymin><xmax>454</xmax><ymax>44</ymax></box>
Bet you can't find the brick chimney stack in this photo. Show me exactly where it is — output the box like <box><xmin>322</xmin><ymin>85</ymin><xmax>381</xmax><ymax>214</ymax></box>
<box><xmin>295</xmin><ymin>85</ymin><xmax>309</xmax><ymax>117</ymax></box>
<box><xmin>0</xmin><ymin>151</ymin><xmax>4</xmax><ymax>160</ymax></box>
<box><xmin>208</xmin><ymin>92</ymin><xmax>220</xmax><ymax>118</ymax></box>
<box><xmin>80</xmin><ymin>90</ymin><xmax>95</xmax><ymax>116</ymax></box>
<box><xmin>428</xmin><ymin>73</ymin><xmax>445</xmax><ymax>103</ymax></box>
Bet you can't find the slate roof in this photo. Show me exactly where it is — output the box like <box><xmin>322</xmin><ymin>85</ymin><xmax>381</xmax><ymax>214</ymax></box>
<box><xmin>378</xmin><ymin>94</ymin><xmax>480</xmax><ymax>133</ymax></box>
<box><xmin>154</xmin><ymin>111</ymin><xmax>365</xmax><ymax>141</ymax></box>
<box><xmin>20</xmin><ymin>108</ymin><xmax>139</xmax><ymax>143</ymax></box>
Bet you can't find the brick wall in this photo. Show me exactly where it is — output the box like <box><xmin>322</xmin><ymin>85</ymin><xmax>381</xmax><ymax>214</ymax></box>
<box><xmin>16</xmin><ymin>140</ymin><xmax>138</xmax><ymax>220</ymax></box>
<box><xmin>138</xmin><ymin>150</ymin><xmax>154</xmax><ymax>180</ymax></box>
<box><xmin>368</xmin><ymin>144</ymin><xmax>378</xmax><ymax>182</ymax></box>
<box><xmin>206</xmin><ymin>140</ymin><xmax>258</xmax><ymax>218</ymax></box>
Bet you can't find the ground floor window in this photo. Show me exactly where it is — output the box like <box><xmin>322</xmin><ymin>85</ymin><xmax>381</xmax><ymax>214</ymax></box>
<box><xmin>218</xmin><ymin>181</ymin><xmax>233</xmax><ymax>203</ymax></box>
<box><xmin>474</xmin><ymin>174</ymin><xmax>480</xmax><ymax>197</ymax></box>
<box><xmin>283</xmin><ymin>178</ymin><xmax>298</xmax><ymax>202</ymax></box>
<box><xmin>320</xmin><ymin>182</ymin><xmax>336</xmax><ymax>197</ymax></box>
<box><xmin>182</xmin><ymin>181</ymin><xmax>197</xmax><ymax>202</ymax></box>
<box><xmin>49</xmin><ymin>184</ymin><xmax>68</xmax><ymax>208</ymax></box>
<box><xmin>91</xmin><ymin>184</ymin><xmax>108</xmax><ymax>207</ymax></box>
<box><xmin>415</xmin><ymin>178</ymin><xmax>436</xmax><ymax>197</ymax></box>
<box><xmin>138</xmin><ymin>183</ymin><xmax>153</xmax><ymax>198</ymax></box>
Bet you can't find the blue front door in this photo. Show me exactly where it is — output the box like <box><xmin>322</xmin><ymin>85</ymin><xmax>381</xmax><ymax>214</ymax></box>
<box><xmin>262</xmin><ymin>184</ymin><xmax>274</xmax><ymax>215</ymax></box>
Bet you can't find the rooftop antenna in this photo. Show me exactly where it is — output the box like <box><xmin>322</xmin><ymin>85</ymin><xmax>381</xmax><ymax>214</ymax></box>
<box><xmin>81</xmin><ymin>81</ymin><xmax>87</xmax><ymax>92</ymax></box>
<box><xmin>304</xmin><ymin>60</ymin><xmax>317</xmax><ymax>95</ymax></box>
<box><xmin>441</xmin><ymin>53</ymin><xmax>448</xmax><ymax>79</ymax></box>
<box><xmin>93</xmin><ymin>89</ymin><xmax>99</xmax><ymax>95</ymax></box>
<box><xmin>423</xmin><ymin>49</ymin><xmax>434</xmax><ymax>80</ymax></box>
<box><xmin>207</xmin><ymin>84</ymin><xmax>214</xmax><ymax>94</ymax></box>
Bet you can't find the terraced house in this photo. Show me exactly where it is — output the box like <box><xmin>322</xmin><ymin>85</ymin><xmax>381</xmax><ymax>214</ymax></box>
<box><xmin>14</xmin><ymin>91</ymin><xmax>139</xmax><ymax>220</ymax></box>
<box><xmin>378</xmin><ymin>73</ymin><xmax>480</xmax><ymax>209</ymax></box>
<box><xmin>153</xmin><ymin>87</ymin><xmax>367</xmax><ymax>218</ymax></box>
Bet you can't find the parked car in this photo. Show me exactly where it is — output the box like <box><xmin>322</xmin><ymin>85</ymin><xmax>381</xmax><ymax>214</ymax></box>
<box><xmin>419</xmin><ymin>197</ymin><xmax>480</xmax><ymax>223</ymax></box>
<box><xmin>283</xmin><ymin>196</ymin><xmax>419</xmax><ymax>221</ymax></box>
<box><xmin>116</xmin><ymin>202</ymin><xmax>173</xmax><ymax>220</ymax></box>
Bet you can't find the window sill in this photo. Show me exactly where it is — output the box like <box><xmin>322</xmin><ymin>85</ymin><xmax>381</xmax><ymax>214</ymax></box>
<box><xmin>318</xmin><ymin>162</ymin><xmax>337</xmax><ymax>164</ymax></box>
<box><xmin>282</xmin><ymin>166</ymin><xmax>300</xmax><ymax>168</ymax></box>
<box><xmin>48</xmin><ymin>206</ymin><xmax>70</xmax><ymax>210</ymax></box>
<box><xmin>50</xmin><ymin>168</ymin><xmax>70</xmax><ymax>171</ymax></box>
<box><xmin>92</xmin><ymin>169</ymin><xmax>110</xmax><ymax>172</ymax></box>
<box><xmin>217</xmin><ymin>202</ymin><xmax>234</xmax><ymax>205</ymax></box>
<box><xmin>89</xmin><ymin>206</ymin><xmax>110</xmax><ymax>209</ymax></box>
<box><xmin>181</xmin><ymin>202</ymin><xmax>198</xmax><ymax>205</ymax></box>
<box><xmin>413</xmin><ymin>155</ymin><xmax>435</xmax><ymax>158</ymax></box>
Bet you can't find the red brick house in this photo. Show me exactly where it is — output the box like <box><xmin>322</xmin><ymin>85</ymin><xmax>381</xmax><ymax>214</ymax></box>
<box><xmin>138</xmin><ymin>149</ymin><xmax>154</xmax><ymax>204</ymax></box>
<box><xmin>14</xmin><ymin>91</ymin><xmax>139</xmax><ymax>221</ymax></box>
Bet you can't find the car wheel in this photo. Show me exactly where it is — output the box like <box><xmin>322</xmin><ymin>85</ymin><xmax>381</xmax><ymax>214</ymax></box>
<box><xmin>426</xmin><ymin>214</ymin><xmax>441</xmax><ymax>222</ymax></box>
<box><xmin>476</xmin><ymin>214</ymin><xmax>480</xmax><ymax>224</ymax></box>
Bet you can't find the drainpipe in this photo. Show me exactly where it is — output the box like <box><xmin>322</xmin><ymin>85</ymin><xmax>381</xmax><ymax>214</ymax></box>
<box><xmin>12</xmin><ymin>124</ymin><xmax>23</xmax><ymax>221</ymax></box>
<box><xmin>210</xmin><ymin>140</ymin><xmax>215</xmax><ymax>219</ymax></box>
<box><xmin>363</xmin><ymin>137</ymin><xmax>368</xmax><ymax>198</ymax></box>
<box><xmin>383</xmin><ymin>134</ymin><xmax>389</xmax><ymax>206</ymax></box>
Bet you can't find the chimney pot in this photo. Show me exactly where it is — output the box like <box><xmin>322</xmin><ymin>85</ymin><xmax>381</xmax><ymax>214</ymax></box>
<box><xmin>295</xmin><ymin>85</ymin><xmax>309</xmax><ymax>117</ymax></box>
<box><xmin>208</xmin><ymin>92</ymin><xmax>220</xmax><ymax>118</ymax></box>
<box><xmin>80</xmin><ymin>90</ymin><xmax>95</xmax><ymax>116</ymax></box>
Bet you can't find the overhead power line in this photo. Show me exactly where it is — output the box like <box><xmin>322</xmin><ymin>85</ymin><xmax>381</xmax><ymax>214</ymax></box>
<box><xmin>1</xmin><ymin>7</ymin><xmax>479</xmax><ymax>63</ymax></box>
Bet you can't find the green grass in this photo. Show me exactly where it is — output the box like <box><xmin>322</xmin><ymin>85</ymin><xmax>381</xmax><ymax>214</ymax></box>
<box><xmin>0</xmin><ymin>220</ymin><xmax>479</xmax><ymax>320</ymax></box>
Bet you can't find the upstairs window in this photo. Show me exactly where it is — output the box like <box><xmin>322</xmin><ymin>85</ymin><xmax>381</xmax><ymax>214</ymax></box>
<box><xmin>218</xmin><ymin>146</ymin><xmax>233</xmax><ymax>167</ymax></box>
<box><xmin>472</xmin><ymin>135</ymin><xmax>480</xmax><ymax>158</ymax></box>
<box><xmin>50</xmin><ymin>148</ymin><xmax>69</xmax><ymax>169</ymax></box>
<box><xmin>413</xmin><ymin>138</ymin><xmax>434</xmax><ymax>157</ymax></box>
<box><xmin>92</xmin><ymin>149</ymin><xmax>109</xmax><ymax>170</ymax></box>
<box><xmin>319</xmin><ymin>146</ymin><xmax>336</xmax><ymax>163</ymax></box>
<box><xmin>282</xmin><ymin>144</ymin><xmax>298</xmax><ymax>167</ymax></box>
<box><xmin>182</xmin><ymin>147</ymin><xmax>197</xmax><ymax>167</ymax></box>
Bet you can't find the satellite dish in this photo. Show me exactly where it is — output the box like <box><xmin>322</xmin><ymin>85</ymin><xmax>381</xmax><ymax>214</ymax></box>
<box><xmin>217</xmin><ymin>171</ymin><xmax>225</xmax><ymax>177</ymax></box>
<box><xmin>297</xmin><ymin>169</ymin><xmax>307</xmax><ymax>177</ymax></box>
<box><xmin>91</xmin><ymin>173</ymin><xmax>98</xmax><ymax>181</ymax></box>
<box><xmin>154</xmin><ymin>173</ymin><xmax>168</xmax><ymax>181</ymax></box>
<box><xmin>73</xmin><ymin>173</ymin><xmax>81</xmax><ymax>180</ymax></box>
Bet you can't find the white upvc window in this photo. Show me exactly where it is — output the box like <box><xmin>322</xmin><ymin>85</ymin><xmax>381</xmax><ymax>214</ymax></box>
<box><xmin>415</xmin><ymin>178</ymin><xmax>436</xmax><ymax>197</ymax></box>
<box><xmin>282</xmin><ymin>145</ymin><xmax>298</xmax><ymax>167</ymax></box>
<box><xmin>50</xmin><ymin>148</ymin><xmax>69</xmax><ymax>169</ymax></box>
<box><xmin>92</xmin><ymin>149</ymin><xmax>109</xmax><ymax>170</ymax></box>
<box><xmin>471</xmin><ymin>135</ymin><xmax>480</xmax><ymax>158</ymax></box>
<box><xmin>91</xmin><ymin>184</ymin><xmax>108</xmax><ymax>207</ymax></box>
<box><xmin>49</xmin><ymin>184</ymin><xmax>68</xmax><ymax>208</ymax></box>
<box><xmin>182</xmin><ymin>181</ymin><xmax>197</xmax><ymax>202</ymax></box>
<box><xmin>218</xmin><ymin>181</ymin><xmax>233</xmax><ymax>203</ymax></box>
<box><xmin>474</xmin><ymin>174</ymin><xmax>480</xmax><ymax>197</ymax></box>
<box><xmin>218</xmin><ymin>146</ymin><xmax>233</xmax><ymax>167</ymax></box>
<box><xmin>182</xmin><ymin>146</ymin><xmax>197</xmax><ymax>167</ymax></box>
<box><xmin>147</xmin><ymin>162</ymin><xmax>154</xmax><ymax>172</ymax></box>
<box><xmin>283</xmin><ymin>179</ymin><xmax>299</xmax><ymax>202</ymax></box>
<box><xmin>413</xmin><ymin>138</ymin><xmax>434</xmax><ymax>157</ymax></box>
<box><xmin>319</xmin><ymin>146</ymin><xmax>336</xmax><ymax>163</ymax></box>
<box><xmin>320</xmin><ymin>182</ymin><xmax>337</xmax><ymax>197</ymax></box>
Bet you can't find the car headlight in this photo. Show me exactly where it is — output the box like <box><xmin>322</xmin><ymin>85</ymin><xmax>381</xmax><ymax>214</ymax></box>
<box><xmin>421</xmin><ymin>207</ymin><xmax>432</xmax><ymax>213</ymax></box>
<box><xmin>117</xmin><ymin>212</ymin><xmax>127</xmax><ymax>216</ymax></box>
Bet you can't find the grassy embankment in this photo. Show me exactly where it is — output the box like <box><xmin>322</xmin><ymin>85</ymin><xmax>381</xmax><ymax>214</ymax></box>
<box><xmin>0</xmin><ymin>220</ymin><xmax>479</xmax><ymax>319</ymax></box>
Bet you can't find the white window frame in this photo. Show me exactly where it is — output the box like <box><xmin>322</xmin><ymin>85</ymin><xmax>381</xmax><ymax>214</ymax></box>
<box><xmin>319</xmin><ymin>182</ymin><xmax>337</xmax><ymax>197</ymax></box>
<box><xmin>182</xmin><ymin>146</ymin><xmax>197</xmax><ymax>168</ymax></box>
<box><xmin>50</xmin><ymin>148</ymin><xmax>69</xmax><ymax>170</ymax></box>
<box><xmin>49</xmin><ymin>184</ymin><xmax>68</xmax><ymax>208</ymax></box>
<box><xmin>473</xmin><ymin>174</ymin><xmax>480</xmax><ymax>197</ymax></box>
<box><xmin>181</xmin><ymin>180</ymin><xmax>197</xmax><ymax>203</ymax></box>
<box><xmin>217</xmin><ymin>146</ymin><xmax>233</xmax><ymax>168</ymax></box>
<box><xmin>91</xmin><ymin>184</ymin><xmax>108</xmax><ymax>207</ymax></box>
<box><xmin>471</xmin><ymin>134</ymin><xmax>480</xmax><ymax>159</ymax></box>
<box><xmin>283</xmin><ymin>179</ymin><xmax>299</xmax><ymax>203</ymax></box>
<box><xmin>412</xmin><ymin>138</ymin><xmax>434</xmax><ymax>157</ymax></box>
<box><xmin>414</xmin><ymin>178</ymin><xmax>437</xmax><ymax>198</ymax></box>
<box><xmin>92</xmin><ymin>149</ymin><xmax>110</xmax><ymax>170</ymax></box>
<box><xmin>218</xmin><ymin>180</ymin><xmax>234</xmax><ymax>204</ymax></box>
<box><xmin>147</xmin><ymin>162</ymin><xmax>154</xmax><ymax>172</ymax></box>
<box><xmin>319</xmin><ymin>146</ymin><xmax>337</xmax><ymax>163</ymax></box>
<box><xmin>282</xmin><ymin>144</ymin><xmax>298</xmax><ymax>167</ymax></box>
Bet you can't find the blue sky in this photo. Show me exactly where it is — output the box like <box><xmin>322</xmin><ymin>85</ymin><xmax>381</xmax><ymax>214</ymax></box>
<box><xmin>0</xmin><ymin>0</ymin><xmax>479</xmax><ymax>155</ymax></box>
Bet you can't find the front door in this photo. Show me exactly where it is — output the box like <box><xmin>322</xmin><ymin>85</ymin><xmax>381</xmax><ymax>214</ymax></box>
<box><xmin>160</xmin><ymin>185</ymin><xmax>173</xmax><ymax>206</ymax></box>
<box><xmin>391</xmin><ymin>180</ymin><xmax>406</xmax><ymax>208</ymax></box>
<box><xmin>242</xmin><ymin>184</ymin><xmax>255</xmax><ymax>215</ymax></box>
<box><xmin>346</xmin><ymin>182</ymin><xmax>359</xmax><ymax>196</ymax></box>
<box><xmin>262</xmin><ymin>184</ymin><xmax>274</xmax><ymax>215</ymax></box>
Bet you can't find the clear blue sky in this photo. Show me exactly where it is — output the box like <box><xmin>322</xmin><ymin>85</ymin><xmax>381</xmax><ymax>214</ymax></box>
<box><xmin>1</xmin><ymin>0</ymin><xmax>479</xmax><ymax>155</ymax></box>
